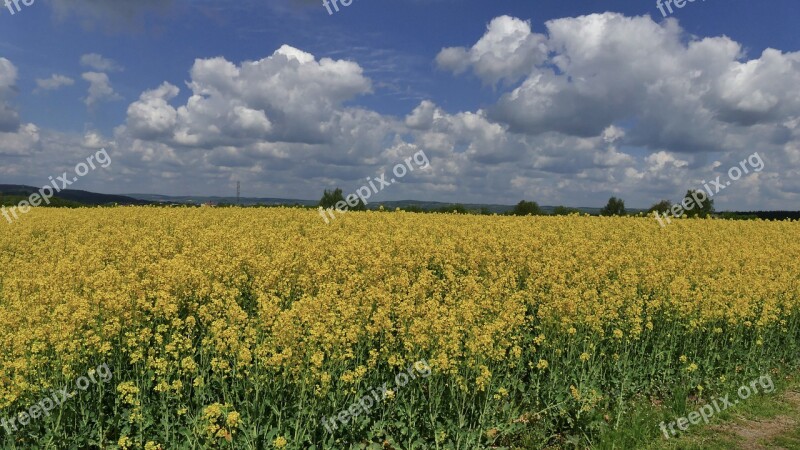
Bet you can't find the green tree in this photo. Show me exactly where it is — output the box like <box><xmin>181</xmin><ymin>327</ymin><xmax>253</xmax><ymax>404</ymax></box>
<box><xmin>510</xmin><ymin>200</ymin><xmax>542</xmax><ymax>216</ymax></box>
<box><xmin>682</xmin><ymin>190</ymin><xmax>714</xmax><ymax>218</ymax></box>
<box><xmin>319</xmin><ymin>188</ymin><xmax>365</xmax><ymax>211</ymax></box>
<box><xmin>437</xmin><ymin>204</ymin><xmax>468</xmax><ymax>214</ymax></box>
<box><xmin>600</xmin><ymin>197</ymin><xmax>626</xmax><ymax>216</ymax></box>
<box><xmin>648</xmin><ymin>200</ymin><xmax>673</xmax><ymax>215</ymax></box>
<box><xmin>553</xmin><ymin>205</ymin><xmax>580</xmax><ymax>216</ymax></box>
<box><xmin>319</xmin><ymin>188</ymin><xmax>345</xmax><ymax>209</ymax></box>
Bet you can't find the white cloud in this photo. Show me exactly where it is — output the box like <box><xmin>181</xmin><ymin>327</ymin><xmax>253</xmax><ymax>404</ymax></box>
<box><xmin>80</xmin><ymin>53</ymin><xmax>124</xmax><ymax>72</ymax></box>
<box><xmin>82</xmin><ymin>72</ymin><xmax>122</xmax><ymax>107</ymax></box>
<box><xmin>433</xmin><ymin>11</ymin><xmax>800</xmax><ymax>182</ymax></box>
<box><xmin>125</xmin><ymin>45</ymin><xmax>371</xmax><ymax>148</ymax></box>
<box><xmin>35</xmin><ymin>74</ymin><xmax>75</xmax><ymax>92</ymax></box>
<box><xmin>436</xmin><ymin>16</ymin><xmax>548</xmax><ymax>86</ymax></box>
<box><xmin>103</xmin><ymin>33</ymin><xmax>800</xmax><ymax>209</ymax></box>
<box><xmin>82</xmin><ymin>130</ymin><xmax>111</xmax><ymax>149</ymax></box>
<box><xmin>0</xmin><ymin>123</ymin><xmax>39</xmax><ymax>157</ymax></box>
<box><xmin>126</xmin><ymin>82</ymin><xmax>180</xmax><ymax>140</ymax></box>
<box><xmin>5</xmin><ymin>17</ymin><xmax>799</xmax><ymax>211</ymax></box>
<box><xmin>0</xmin><ymin>58</ymin><xmax>20</xmax><ymax>132</ymax></box>
<box><xmin>405</xmin><ymin>100</ymin><xmax>443</xmax><ymax>130</ymax></box>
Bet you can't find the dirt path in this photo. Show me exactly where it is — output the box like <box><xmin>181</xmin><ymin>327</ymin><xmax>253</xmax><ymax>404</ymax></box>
<box><xmin>712</xmin><ymin>391</ymin><xmax>800</xmax><ymax>449</ymax></box>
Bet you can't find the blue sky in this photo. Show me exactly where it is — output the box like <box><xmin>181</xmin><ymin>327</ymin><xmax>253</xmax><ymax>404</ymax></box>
<box><xmin>1</xmin><ymin>0</ymin><xmax>799</xmax><ymax>209</ymax></box>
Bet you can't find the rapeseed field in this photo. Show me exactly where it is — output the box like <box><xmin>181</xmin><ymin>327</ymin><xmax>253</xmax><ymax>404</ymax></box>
<box><xmin>0</xmin><ymin>208</ymin><xmax>798</xmax><ymax>448</ymax></box>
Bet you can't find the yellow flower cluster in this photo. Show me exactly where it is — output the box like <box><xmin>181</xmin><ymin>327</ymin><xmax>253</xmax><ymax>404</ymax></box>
<box><xmin>200</xmin><ymin>403</ymin><xmax>240</xmax><ymax>442</ymax></box>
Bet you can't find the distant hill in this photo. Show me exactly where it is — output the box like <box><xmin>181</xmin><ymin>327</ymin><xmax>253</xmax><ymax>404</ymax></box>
<box><xmin>125</xmin><ymin>194</ymin><xmax>519</xmax><ymax>213</ymax></box>
<box><xmin>0</xmin><ymin>193</ymin><xmax>85</xmax><ymax>208</ymax></box>
<box><xmin>124</xmin><ymin>194</ymin><xmax>608</xmax><ymax>215</ymax></box>
<box><xmin>725</xmin><ymin>211</ymin><xmax>800</xmax><ymax>221</ymax></box>
<box><xmin>4</xmin><ymin>186</ymin><xmax>796</xmax><ymax>219</ymax></box>
<box><xmin>0</xmin><ymin>185</ymin><xmax>152</xmax><ymax>206</ymax></box>
<box><xmin>126</xmin><ymin>193</ymin><xmax>319</xmax><ymax>207</ymax></box>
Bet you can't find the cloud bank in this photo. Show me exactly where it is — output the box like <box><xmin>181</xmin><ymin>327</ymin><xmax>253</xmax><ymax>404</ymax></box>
<box><xmin>2</xmin><ymin>13</ymin><xmax>799</xmax><ymax>209</ymax></box>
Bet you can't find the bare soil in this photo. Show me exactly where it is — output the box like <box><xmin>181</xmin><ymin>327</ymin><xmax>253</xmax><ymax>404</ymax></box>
<box><xmin>711</xmin><ymin>391</ymin><xmax>800</xmax><ymax>449</ymax></box>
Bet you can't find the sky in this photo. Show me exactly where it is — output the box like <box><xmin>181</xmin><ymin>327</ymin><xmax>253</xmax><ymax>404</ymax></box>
<box><xmin>1</xmin><ymin>0</ymin><xmax>799</xmax><ymax>209</ymax></box>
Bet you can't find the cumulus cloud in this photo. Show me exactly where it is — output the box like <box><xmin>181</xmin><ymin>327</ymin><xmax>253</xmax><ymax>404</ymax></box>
<box><xmin>405</xmin><ymin>100</ymin><xmax>444</xmax><ymax>130</ymax></box>
<box><xmin>107</xmin><ymin>31</ymin><xmax>799</xmax><ymax>209</ymax></box>
<box><xmin>82</xmin><ymin>130</ymin><xmax>112</xmax><ymax>149</ymax></box>
<box><xmin>709</xmin><ymin>48</ymin><xmax>800</xmax><ymax>126</ymax></box>
<box><xmin>82</xmin><ymin>72</ymin><xmax>122</xmax><ymax>107</ymax></box>
<box><xmin>125</xmin><ymin>45</ymin><xmax>372</xmax><ymax>148</ymax></box>
<box><xmin>0</xmin><ymin>124</ymin><xmax>39</xmax><ymax>157</ymax></box>
<box><xmin>126</xmin><ymin>82</ymin><xmax>180</xmax><ymax>140</ymax></box>
<box><xmin>410</xmin><ymin>103</ymin><xmax>521</xmax><ymax>164</ymax></box>
<box><xmin>80</xmin><ymin>53</ymin><xmax>124</xmax><ymax>72</ymax></box>
<box><xmin>34</xmin><ymin>74</ymin><xmax>75</xmax><ymax>93</ymax></box>
<box><xmin>0</xmin><ymin>58</ymin><xmax>20</xmax><ymax>132</ymax></box>
<box><xmin>436</xmin><ymin>16</ymin><xmax>548</xmax><ymax>86</ymax></box>
<box><xmin>437</xmin><ymin>13</ymin><xmax>800</xmax><ymax>166</ymax></box>
<box><xmin>7</xmin><ymin>15</ymin><xmax>798</xmax><ymax>211</ymax></box>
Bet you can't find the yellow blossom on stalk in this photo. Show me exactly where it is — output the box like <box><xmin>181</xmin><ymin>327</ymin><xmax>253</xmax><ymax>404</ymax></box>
<box><xmin>273</xmin><ymin>436</ymin><xmax>288</xmax><ymax>448</ymax></box>
<box><xmin>181</xmin><ymin>357</ymin><xmax>198</xmax><ymax>374</ymax></box>
<box><xmin>311</xmin><ymin>351</ymin><xmax>325</xmax><ymax>368</ymax></box>
<box><xmin>493</xmin><ymin>387</ymin><xmax>509</xmax><ymax>400</ymax></box>
<box><xmin>118</xmin><ymin>436</ymin><xmax>132</xmax><ymax>449</ymax></box>
<box><xmin>537</xmin><ymin>359</ymin><xmax>549</xmax><ymax>370</ymax></box>
<box><xmin>226</xmin><ymin>411</ymin><xmax>241</xmax><ymax>428</ymax></box>
<box><xmin>570</xmin><ymin>385</ymin><xmax>581</xmax><ymax>401</ymax></box>
<box><xmin>200</xmin><ymin>403</ymin><xmax>239</xmax><ymax>441</ymax></box>
<box><xmin>475</xmin><ymin>365</ymin><xmax>492</xmax><ymax>391</ymax></box>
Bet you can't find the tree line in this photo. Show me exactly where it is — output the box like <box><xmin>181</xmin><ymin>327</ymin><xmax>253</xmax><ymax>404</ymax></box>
<box><xmin>318</xmin><ymin>188</ymin><xmax>718</xmax><ymax>217</ymax></box>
